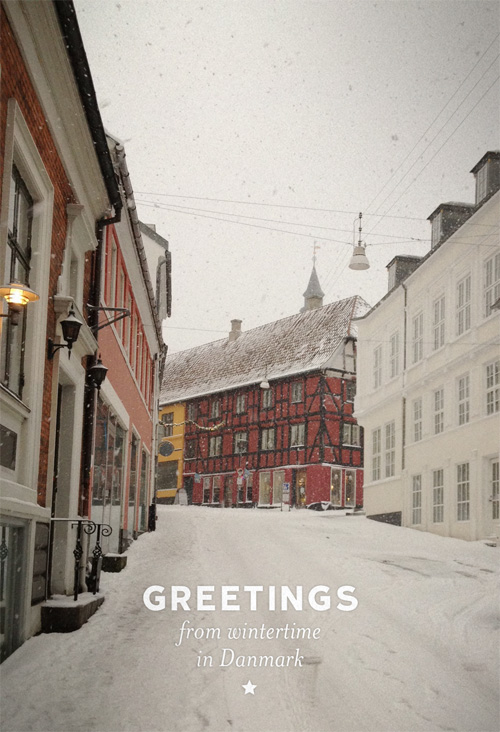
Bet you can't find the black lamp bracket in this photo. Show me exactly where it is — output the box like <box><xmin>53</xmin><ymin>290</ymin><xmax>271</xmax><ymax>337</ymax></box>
<box><xmin>87</xmin><ymin>304</ymin><xmax>130</xmax><ymax>333</ymax></box>
<box><xmin>48</xmin><ymin>338</ymin><xmax>73</xmax><ymax>360</ymax></box>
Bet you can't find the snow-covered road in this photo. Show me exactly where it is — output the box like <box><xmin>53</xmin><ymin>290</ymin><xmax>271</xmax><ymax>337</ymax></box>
<box><xmin>1</xmin><ymin>506</ymin><xmax>499</xmax><ymax>732</ymax></box>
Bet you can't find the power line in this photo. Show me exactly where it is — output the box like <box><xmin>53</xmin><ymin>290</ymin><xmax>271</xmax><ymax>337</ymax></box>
<box><xmin>135</xmin><ymin>197</ymin><xmax>428</xmax><ymax>242</ymax></box>
<box><xmin>364</xmin><ymin>35</ymin><xmax>500</xmax><ymax>222</ymax></box>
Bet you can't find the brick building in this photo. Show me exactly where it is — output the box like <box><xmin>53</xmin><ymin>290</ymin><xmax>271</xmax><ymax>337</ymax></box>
<box><xmin>160</xmin><ymin>278</ymin><xmax>369</xmax><ymax>509</ymax></box>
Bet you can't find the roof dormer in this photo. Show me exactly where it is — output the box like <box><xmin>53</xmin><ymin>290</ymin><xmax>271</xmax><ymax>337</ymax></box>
<box><xmin>470</xmin><ymin>151</ymin><xmax>500</xmax><ymax>204</ymax></box>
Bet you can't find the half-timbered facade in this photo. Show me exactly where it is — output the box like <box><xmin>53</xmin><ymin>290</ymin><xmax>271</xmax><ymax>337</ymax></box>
<box><xmin>160</xmin><ymin>294</ymin><xmax>370</xmax><ymax>509</ymax></box>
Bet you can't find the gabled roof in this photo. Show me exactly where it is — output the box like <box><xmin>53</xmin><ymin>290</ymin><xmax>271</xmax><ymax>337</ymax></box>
<box><xmin>160</xmin><ymin>295</ymin><xmax>370</xmax><ymax>404</ymax></box>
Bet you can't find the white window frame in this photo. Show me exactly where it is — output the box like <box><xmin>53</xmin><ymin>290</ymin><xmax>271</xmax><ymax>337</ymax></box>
<box><xmin>458</xmin><ymin>374</ymin><xmax>470</xmax><ymax>425</ymax></box>
<box><xmin>235</xmin><ymin>394</ymin><xmax>246</xmax><ymax>414</ymax></box>
<box><xmin>291</xmin><ymin>381</ymin><xmax>303</xmax><ymax>403</ymax></box>
<box><xmin>187</xmin><ymin>403</ymin><xmax>196</xmax><ymax>421</ymax></box>
<box><xmin>234</xmin><ymin>431</ymin><xmax>248</xmax><ymax>454</ymax></box>
<box><xmin>457</xmin><ymin>462</ymin><xmax>470</xmax><ymax>522</ymax></box>
<box><xmin>491</xmin><ymin>459</ymin><xmax>499</xmax><ymax>521</ymax></box>
<box><xmin>343</xmin><ymin>423</ymin><xmax>360</xmax><ymax>446</ymax></box>
<box><xmin>476</xmin><ymin>163</ymin><xmax>488</xmax><ymax>203</ymax></box>
<box><xmin>456</xmin><ymin>274</ymin><xmax>471</xmax><ymax>336</ymax></box>
<box><xmin>431</xmin><ymin>213</ymin><xmax>442</xmax><ymax>248</ymax></box>
<box><xmin>412</xmin><ymin>475</ymin><xmax>422</xmax><ymax>525</ymax></box>
<box><xmin>211</xmin><ymin>400</ymin><xmax>221</xmax><ymax>419</ymax></box>
<box><xmin>389</xmin><ymin>332</ymin><xmax>399</xmax><ymax>379</ymax></box>
<box><xmin>290</xmin><ymin>423</ymin><xmax>305</xmax><ymax>447</ymax></box>
<box><xmin>434</xmin><ymin>387</ymin><xmax>444</xmax><ymax>435</ymax></box>
<box><xmin>433</xmin><ymin>295</ymin><xmax>445</xmax><ymax>351</ymax></box>
<box><xmin>433</xmin><ymin>469</ymin><xmax>444</xmax><ymax>523</ymax></box>
<box><xmin>212</xmin><ymin>475</ymin><xmax>221</xmax><ymax>503</ymax></box>
<box><xmin>372</xmin><ymin>427</ymin><xmax>381</xmax><ymax>481</ymax></box>
<box><xmin>261</xmin><ymin>387</ymin><xmax>272</xmax><ymax>409</ymax></box>
<box><xmin>412</xmin><ymin>312</ymin><xmax>423</xmax><ymax>364</ymax></box>
<box><xmin>373</xmin><ymin>345</ymin><xmax>382</xmax><ymax>389</ymax></box>
<box><xmin>209</xmin><ymin>435</ymin><xmax>222</xmax><ymax>457</ymax></box>
<box><xmin>486</xmin><ymin>360</ymin><xmax>500</xmax><ymax>415</ymax></box>
<box><xmin>202</xmin><ymin>476</ymin><xmax>211</xmax><ymax>504</ymax></box>
<box><xmin>413</xmin><ymin>398</ymin><xmax>422</xmax><ymax>442</ymax></box>
<box><xmin>261</xmin><ymin>427</ymin><xmax>275</xmax><ymax>451</ymax></box>
<box><xmin>384</xmin><ymin>421</ymin><xmax>395</xmax><ymax>477</ymax></box>
<box><xmin>484</xmin><ymin>252</ymin><xmax>500</xmax><ymax>317</ymax></box>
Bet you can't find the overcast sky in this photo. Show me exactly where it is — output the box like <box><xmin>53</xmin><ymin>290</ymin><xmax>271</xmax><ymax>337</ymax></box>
<box><xmin>74</xmin><ymin>0</ymin><xmax>499</xmax><ymax>353</ymax></box>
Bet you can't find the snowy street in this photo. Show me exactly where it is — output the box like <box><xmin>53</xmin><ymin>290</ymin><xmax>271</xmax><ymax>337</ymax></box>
<box><xmin>1</xmin><ymin>506</ymin><xmax>499</xmax><ymax>732</ymax></box>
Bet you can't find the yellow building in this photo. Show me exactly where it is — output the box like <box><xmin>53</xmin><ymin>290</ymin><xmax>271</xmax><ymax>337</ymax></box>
<box><xmin>157</xmin><ymin>402</ymin><xmax>185</xmax><ymax>503</ymax></box>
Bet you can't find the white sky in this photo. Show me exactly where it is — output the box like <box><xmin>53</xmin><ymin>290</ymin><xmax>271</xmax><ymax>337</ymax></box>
<box><xmin>73</xmin><ymin>0</ymin><xmax>500</xmax><ymax>353</ymax></box>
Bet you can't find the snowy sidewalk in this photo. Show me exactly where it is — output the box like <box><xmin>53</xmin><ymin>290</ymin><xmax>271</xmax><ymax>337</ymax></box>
<box><xmin>1</xmin><ymin>506</ymin><xmax>499</xmax><ymax>732</ymax></box>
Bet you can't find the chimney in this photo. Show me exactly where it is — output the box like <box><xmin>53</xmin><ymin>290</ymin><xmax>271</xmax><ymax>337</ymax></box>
<box><xmin>229</xmin><ymin>319</ymin><xmax>242</xmax><ymax>342</ymax></box>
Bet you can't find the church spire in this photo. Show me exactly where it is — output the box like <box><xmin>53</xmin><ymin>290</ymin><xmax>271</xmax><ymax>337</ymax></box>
<box><xmin>301</xmin><ymin>244</ymin><xmax>324</xmax><ymax>312</ymax></box>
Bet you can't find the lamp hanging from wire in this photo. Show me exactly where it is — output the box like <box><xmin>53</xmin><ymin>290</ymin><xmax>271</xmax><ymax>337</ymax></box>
<box><xmin>348</xmin><ymin>212</ymin><xmax>370</xmax><ymax>270</ymax></box>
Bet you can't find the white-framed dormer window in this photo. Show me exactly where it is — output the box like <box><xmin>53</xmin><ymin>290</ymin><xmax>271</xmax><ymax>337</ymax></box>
<box><xmin>458</xmin><ymin>374</ymin><xmax>470</xmax><ymax>425</ymax></box>
<box><xmin>476</xmin><ymin>163</ymin><xmax>488</xmax><ymax>203</ymax></box>
<box><xmin>412</xmin><ymin>312</ymin><xmax>423</xmax><ymax>364</ymax></box>
<box><xmin>456</xmin><ymin>274</ymin><xmax>471</xmax><ymax>336</ymax></box>
<box><xmin>484</xmin><ymin>252</ymin><xmax>500</xmax><ymax>317</ymax></box>
<box><xmin>433</xmin><ymin>295</ymin><xmax>445</xmax><ymax>351</ymax></box>
<box><xmin>486</xmin><ymin>360</ymin><xmax>499</xmax><ymax>415</ymax></box>
<box><xmin>434</xmin><ymin>387</ymin><xmax>444</xmax><ymax>434</ymax></box>
<box><xmin>431</xmin><ymin>213</ymin><xmax>442</xmax><ymax>248</ymax></box>
<box><xmin>389</xmin><ymin>332</ymin><xmax>399</xmax><ymax>378</ymax></box>
<box><xmin>373</xmin><ymin>345</ymin><xmax>382</xmax><ymax>389</ymax></box>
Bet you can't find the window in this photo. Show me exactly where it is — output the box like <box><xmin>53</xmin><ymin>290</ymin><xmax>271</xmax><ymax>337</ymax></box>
<box><xmin>456</xmin><ymin>275</ymin><xmax>471</xmax><ymax>336</ymax></box>
<box><xmin>343</xmin><ymin>423</ymin><xmax>360</xmax><ymax>446</ymax></box>
<box><xmin>412</xmin><ymin>313</ymin><xmax>423</xmax><ymax>364</ymax></box>
<box><xmin>372</xmin><ymin>428</ymin><xmax>381</xmax><ymax>481</ymax></box>
<box><xmin>458</xmin><ymin>375</ymin><xmax>470</xmax><ymax>425</ymax></box>
<box><xmin>345</xmin><ymin>381</ymin><xmax>356</xmax><ymax>402</ymax></box>
<box><xmin>491</xmin><ymin>459</ymin><xmax>499</xmax><ymax>521</ymax></box>
<box><xmin>235</xmin><ymin>394</ymin><xmax>246</xmax><ymax>414</ymax></box>
<box><xmin>203</xmin><ymin>477</ymin><xmax>211</xmax><ymax>504</ymax></box>
<box><xmin>1</xmin><ymin>166</ymin><xmax>33</xmax><ymax>396</ymax></box>
<box><xmin>234</xmin><ymin>432</ymin><xmax>248</xmax><ymax>454</ymax></box>
<box><xmin>385</xmin><ymin>421</ymin><xmax>395</xmax><ymax>477</ymax></box>
<box><xmin>413</xmin><ymin>398</ymin><xmax>422</xmax><ymax>442</ymax></box>
<box><xmin>291</xmin><ymin>382</ymin><xmax>303</xmax><ymax>403</ymax></box>
<box><xmin>261</xmin><ymin>388</ymin><xmax>273</xmax><ymax>409</ymax></box>
<box><xmin>373</xmin><ymin>346</ymin><xmax>382</xmax><ymax>389</ymax></box>
<box><xmin>185</xmin><ymin>441</ymin><xmax>195</xmax><ymax>460</ymax></box>
<box><xmin>457</xmin><ymin>463</ymin><xmax>470</xmax><ymax>521</ymax></box>
<box><xmin>476</xmin><ymin>163</ymin><xmax>488</xmax><ymax>203</ymax></box>
<box><xmin>390</xmin><ymin>332</ymin><xmax>399</xmax><ymax>378</ymax></box>
<box><xmin>434</xmin><ymin>388</ymin><xmax>444</xmax><ymax>434</ymax></box>
<box><xmin>273</xmin><ymin>470</ymin><xmax>285</xmax><ymax>504</ymax></box>
<box><xmin>433</xmin><ymin>469</ymin><xmax>444</xmax><ymax>523</ymax></box>
<box><xmin>261</xmin><ymin>427</ymin><xmax>275</xmax><ymax>451</ymax></box>
<box><xmin>161</xmin><ymin>412</ymin><xmax>174</xmax><ymax>437</ymax></box>
<box><xmin>212</xmin><ymin>476</ymin><xmax>221</xmax><ymax>503</ymax></box>
<box><xmin>431</xmin><ymin>213</ymin><xmax>442</xmax><ymax>248</ymax></box>
<box><xmin>412</xmin><ymin>475</ymin><xmax>422</xmax><ymax>525</ymax></box>
<box><xmin>484</xmin><ymin>253</ymin><xmax>500</xmax><ymax>317</ymax></box>
<box><xmin>109</xmin><ymin>241</ymin><xmax>117</xmax><ymax>307</ymax></box>
<box><xmin>187</xmin><ymin>403</ymin><xmax>197</xmax><ymax>421</ymax></box>
<box><xmin>290</xmin><ymin>423</ymin><xmax>305</xmax><ymax>447</ymax></box>
<box><xmin>209</xmin><ymin>435</ymin><xmax>222</xmax><ymax>457</ymax></box>
<box><xmin>433</xmin><ymin>296</ymin><xmax>445</xmax><ymax>351</ymax></box>
<box><xmin>486</xmin><ymin>361</ymin><xmax>499</xmax><ymax>415</ymax></box>
<box><xmin>259</xmin><ymin>471</ymin><xmax>271</xmax><ymax>505</ymax></box>
<box><xmin>211</xmin><ymin>400</ymin><xmax>221</xmax><ymax>419</ymax></box>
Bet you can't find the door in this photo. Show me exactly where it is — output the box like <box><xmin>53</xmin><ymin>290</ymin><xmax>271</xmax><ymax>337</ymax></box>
<box><xmin>294</xmin><ymin>469</ymin><xmax>307</xmax><ymax>507</ymax></box>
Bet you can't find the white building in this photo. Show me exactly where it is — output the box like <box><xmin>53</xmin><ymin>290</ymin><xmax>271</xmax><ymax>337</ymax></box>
<box><xmin>355</xmin><ymin>151</ymin><xmax>500</xmax><ymax>542</ymax></box>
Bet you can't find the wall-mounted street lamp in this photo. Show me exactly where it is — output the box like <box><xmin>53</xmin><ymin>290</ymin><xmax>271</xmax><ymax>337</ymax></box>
<box><xmin>0</xmin><ymin>280</ymin><xmax>39</xmax><ymax>326</ymax></box>
<box><xmin>87</xmin><ymin>356</ymin><xmax>108</xmax><ymax>391</ymax></box>
<box><xmin>47</xmin><ymin>307</ymin><xmax>83</xmax><ymax>360</ymax></box>
<box><xmin>348</xmin><ymin>213</ymin><xmax>370</xmax><ymax>271</ymax></box>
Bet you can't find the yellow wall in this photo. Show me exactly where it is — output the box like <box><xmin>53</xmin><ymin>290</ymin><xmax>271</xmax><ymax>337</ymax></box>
<box><xmin>157</xmin><ymin>402</ymin><xmax>185</xmax><ymax>499</ymax></box>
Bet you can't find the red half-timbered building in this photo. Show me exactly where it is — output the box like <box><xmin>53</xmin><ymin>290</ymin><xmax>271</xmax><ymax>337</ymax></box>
<box><xmin>160</xmin><ymin>285</ymin><xmax>370</xmax><ymax>509</ymax></box>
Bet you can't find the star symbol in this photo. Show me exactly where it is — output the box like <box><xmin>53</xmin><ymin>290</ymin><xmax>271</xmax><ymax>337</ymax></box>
<box><xmin>242</xmin><ymin>680</ymin><xmax>257</xmax><ymax>695</ymax></box>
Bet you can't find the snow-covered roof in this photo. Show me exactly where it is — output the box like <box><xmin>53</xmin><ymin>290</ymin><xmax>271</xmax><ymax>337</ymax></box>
<box><xmin>160</xmin><ymin>295</ymin><xmax>370</xmax><ymax>404</ymax></box>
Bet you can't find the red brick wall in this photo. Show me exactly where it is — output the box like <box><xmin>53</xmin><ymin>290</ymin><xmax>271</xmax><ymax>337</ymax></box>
<box><xmin>1</xmin><ymin>6</ymin><xmax>77</xmax><ymax>506</ymax></box>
